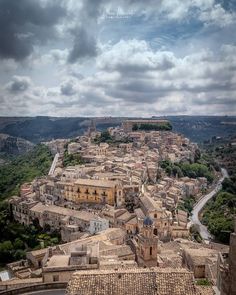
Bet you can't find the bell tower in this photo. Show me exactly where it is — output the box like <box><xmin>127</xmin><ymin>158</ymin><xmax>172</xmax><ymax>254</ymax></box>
<box><xmin>136</xmin><ymin>216</ymin><xmax>158</xmax><ymax>267</ymax></box>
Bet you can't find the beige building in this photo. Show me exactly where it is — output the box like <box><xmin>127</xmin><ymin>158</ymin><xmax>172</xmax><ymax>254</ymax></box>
<box><xmin>182</xmin><ymin>247</ymin><xmax>218</xmax><ymax>278</ymax></box>
<box><xmin>42</xmin><ymin>244</ymin><xmax>99</xmax><ymax>283</ymax></box>
<box><xmin>10</xmin><ymin>197</ymin><xmax>108</xmax><ymax>242</ymax></box>
<box><xmin>139</xmin><ymin>194</ymin><xmax>172</xmax><ymax>240</ymax></box>
<box><xmin>59</xmin><ymin>178</ymin><xmax>124</xmax><ymax>207</ymax></box>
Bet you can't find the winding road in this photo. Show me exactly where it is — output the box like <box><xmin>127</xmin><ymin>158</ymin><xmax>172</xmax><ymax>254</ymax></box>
<box><xmin>190</xmin><ymin>168</ymin><xmax>229</xmax><ymax>242</ymax></box>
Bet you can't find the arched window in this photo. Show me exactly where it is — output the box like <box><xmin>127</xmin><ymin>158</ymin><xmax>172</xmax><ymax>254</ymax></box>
<box><xmin>154</xmin><ymin>213</ymin><xmax>157</xmax><ymax>218</ymax></box>
<box><xmin>150</xmin><ymin>247</ymin><xmax>152</xmax><ymax>256</ymax></box>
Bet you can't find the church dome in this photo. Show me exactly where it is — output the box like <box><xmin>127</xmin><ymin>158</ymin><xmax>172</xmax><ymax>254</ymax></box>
<box><xmin>143</xmin><ymin>216</ymin><xmax>153</xmax><ymax>226</ymax></box>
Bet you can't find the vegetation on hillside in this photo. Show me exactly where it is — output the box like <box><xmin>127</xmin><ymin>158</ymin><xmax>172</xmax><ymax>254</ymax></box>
<box><xmin>202</xmin><ymin>136</ymin><xmax>236</xmax><ymax>244</ymax></box>
<box><xmin>160</xmin><ymin>160</ymin><xmax>214</xmax><ymax>183</ymax></box>
<box><xmin>94</xmin><ymin>130</ymin><xmax>113</xmax><ymax>143</ymax></box>
<box><xmin>0</xmin><ymin>144</ymin><xmax>53</xmax><ymax>201</ymax></box>
<box><xmin>132</xmin><ymin>122</ymin><xmax>172</xmax><ymax>131</ymax></box>
<box><xmin>0</xmin><ymin>202</ymin><xmax>60</xmax><ymax>266</ymax></box>
<box><xmin>201</xmin><ymin>136</ymin><xmax>236</xmax><ymax>174</ymax></box>
<box><xmin>0</xmin><ymin>144</ymin><xmax>60</xmax><ymax>265</ymax></box>
<box><xmin>190</xmin><ymin>225</ymin><xmax>203</xmax><ymax>243</ymax></box>
<box><xmin>93</xmin><ymin>130</ymin><xmax>131</xmax><ymax>145</ymax></box>
<box><xmin>177</xmin><ymin>195</ymin><xmax>195</xmax><ymax>215</ymax></box>
<box><xmin>63</xmin><ymin>150</ymin><xmax>84</xmax><ymax>167</ymax></box>
<box><xmin>202</xmin><ymin>190</ymin><xmax>236</xmax><ymax>244</ymax></box>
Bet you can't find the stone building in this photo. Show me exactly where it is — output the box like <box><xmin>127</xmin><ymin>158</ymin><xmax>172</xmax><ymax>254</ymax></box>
<box><xmin>58</xmin><ymin>178</ymin><xmax>124</xmax><ymax>207</ymax></box>
<box><xmin>139</xmin><ymin>194</ymin><xmax>172</xmax><ymax>240</ymax></box>
<box><xmin>125</xmin><ymin>217</ymin><xmax>138</xmax><ymax>238</ymax></box>
<box><xmin>182</xmin><ymin>247</ymin><xmax>218</xmax><ymax>278</ymax></box>
<box><xmin>28</xmin><ymin>228</ymin><xmax>136</xmax><ymax>283</ymax></box>
<box><xmin>136</xmin><ymin>217</ymin><xmax>158</xmax><ymax>267</ymax></box>
<box><xmin>10</xmin><ymin>197</ymin><xmax>108</xmax><ymax>242</ymax></box>
<box><xmin>217</xmin><ymin>220</ymin><xmax>236</xmax><ymax>295</ymax></box>
<box><xmin>89</xmin><ymin>217</ymin><xmax>109</xmax><ymax>235</ymax></box>
<box><xmin>9</xmin><ymin>196</ymin><xmax>38</xmax><ymax>226</ymax></box>
<box><xmin>42</xmin><ymin>244</ymin><xmax>99</xmax><ymax>283</ymax></box>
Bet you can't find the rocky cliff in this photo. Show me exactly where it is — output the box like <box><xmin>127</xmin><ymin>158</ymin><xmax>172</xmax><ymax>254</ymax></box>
<box><xmin>0</xmin><ymin>133</ymin><xmax>34</xmax><ymax>156</ymax></box>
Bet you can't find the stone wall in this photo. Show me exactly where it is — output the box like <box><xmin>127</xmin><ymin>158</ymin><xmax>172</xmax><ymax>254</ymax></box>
<box><xmin>0</xmin><ymin>282</ymin><xmax>67</xmax><ymax>295</ymax></box>
<box><xmin>229</xmin><ymin>231</ymin><xmax>236</xmax><ymax>295</ymax></box>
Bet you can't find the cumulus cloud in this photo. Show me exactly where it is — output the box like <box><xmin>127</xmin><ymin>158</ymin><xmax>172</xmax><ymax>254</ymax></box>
<box><xmin>199</xmin><ymin>4</ymin><xmax>236</xmax><ymax>27</ymax></box>
<box><xmin>0</xmin><ymin>0</ymin><xmax>235</xmax><ymax>116</ymax></box>
<box><xmin>5</xmin><ymin>76</ymin><xmax>32</xmax><ymax>92</ymax></box>
<box><xmin>67</xmin><ymin>0</ymin><xmax>104</xmax><ymax>63</ymax></box>
<box><xmin>97</xmin><ymin>40</ymin><xmax>176</xmax><ymax>73</ymax></box>
<box><xmin>68</xmin><ymin>27</ymin><xmax>98</xmax><ymax>63</ymax></box>
<box><xmin>60</xmin><ymin>79</ymin><xmax>77</xmax><ymax>96</ymax></box>
<box><xmin>71</xmin><ymin>40</ymin><xmax>236</xmax><ymax>111</ymax></box>
<box><xmin>0</xmin><ymin>0</ymin><xmax>65</xmax><ymax>61</ymax></box>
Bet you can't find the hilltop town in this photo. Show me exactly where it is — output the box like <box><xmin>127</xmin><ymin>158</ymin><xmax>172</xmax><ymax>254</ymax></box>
<box><xmin>1</xmin><ymin>119</ymin><xmax>235</xmax><ymax>295</ymax></box>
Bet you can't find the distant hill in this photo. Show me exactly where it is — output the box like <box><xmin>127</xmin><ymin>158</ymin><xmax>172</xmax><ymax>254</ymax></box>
<box><xmin>0</xmin><ymin>116</ymin><xmax>122</xmax><ymax>143</ymax></box>
<box><xmin>0</xmin><ymin>116</ymin><xmax>235</xmax><ymax>144</ymax></box>
<box><xmin>165</xmin><ymin>116</ymin><xmax>236</xmax><ymax>143</ymax></box>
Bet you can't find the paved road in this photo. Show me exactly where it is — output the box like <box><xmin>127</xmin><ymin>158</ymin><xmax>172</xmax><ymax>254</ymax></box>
<box><xmin>48</xmin><ymin>153</ymin><xmax>59</xmax><ymax>176</ymax></box>
<box><xmin>190</xmin><ymin>168</ymin><xmax>229</xmax><ymax>242</ymax></box>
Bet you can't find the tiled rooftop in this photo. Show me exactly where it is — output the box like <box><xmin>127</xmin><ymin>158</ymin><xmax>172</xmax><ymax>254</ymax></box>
<box><xmin>66</xmin><ymin>268</ymin><xmax>199</xmax><ymax>295</ymax></box>
<box><xmin>74</xmin><ymin>178</ymin><xmax>117</xmax><ymax>187</ymax></box>
<box><xmin>31</xmin><ymin>202</ymin><xmax>96</xmax><ymax>221</ymax></box>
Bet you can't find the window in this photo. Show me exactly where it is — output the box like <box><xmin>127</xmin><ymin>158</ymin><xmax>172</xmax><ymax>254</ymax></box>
<box><xmin>154</xmin><ymin>214</ymin><xmax>157</xmax><ymax>218</ymax></box>
<box><xmin>53</xmin><ymin>275</ymin><xmax>59</xmax><ymax>282</ymax></box>
<box><xmin>150</xmin><ymin>247</ymin><xmax>152</xmax><ymax>256</ymax></box>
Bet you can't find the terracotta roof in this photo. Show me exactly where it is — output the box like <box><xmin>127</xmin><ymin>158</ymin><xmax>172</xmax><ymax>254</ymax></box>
<box><xmin>30</xmin><ymin>202</ymin><xmax>96</xmax><ymax>221</ymax></box>
<box><xmin>67</xmin><ymin>268</ymin><xmax>198</xmax><ymax>295</ymax></box>
<box><xmin>75</xmin><ymin>178</ymin><xmax>117</xmax><ymax>188</ymax></box>
<box><xmin>196</xmin><ymin>286</ymin><xmax>215</xmax><ymax>295</ymax></box>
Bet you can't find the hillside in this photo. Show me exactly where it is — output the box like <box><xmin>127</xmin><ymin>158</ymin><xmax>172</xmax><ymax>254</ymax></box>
<box><xmin>0</xmin><ymin>144</ymin><xmax>53</xmax><ymax>200</ymax></box>
<box><xmin>0</xmin><ymin>116</ymin><xmax>235</xmax><ymax>144</ymax></box>
<box><xmin>202</xmin><ymin>136</ymin><xmax>236</xmax><ymax>244</ymax></box>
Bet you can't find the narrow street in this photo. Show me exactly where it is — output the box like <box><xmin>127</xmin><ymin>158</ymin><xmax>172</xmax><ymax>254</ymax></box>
<box><xmin>190</xmin><ymin>168</ymin><xmax>229</xmax><ymax>242</ymax></box>
<box><xmin>48</xmin><ymin>153</ymin><xmax>59</xmax><ymax>176</ymax></box>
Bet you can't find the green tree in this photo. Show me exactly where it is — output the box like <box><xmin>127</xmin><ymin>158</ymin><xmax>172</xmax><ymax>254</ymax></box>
<box><xmin>13</xmin><ymin>238</ymin><xmax>24</xmax><ymax>249</ymax></box>
<box><xmin>0</xmin><ymin>144</ymin><xmax>53</xmax><ymax>200</ymax></box>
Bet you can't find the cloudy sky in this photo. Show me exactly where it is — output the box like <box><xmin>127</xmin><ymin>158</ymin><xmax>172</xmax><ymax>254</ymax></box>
<box><xmin>0</xmin><ymin>0</ymin><xmax>235</xmax><ymax>117</ymax></box>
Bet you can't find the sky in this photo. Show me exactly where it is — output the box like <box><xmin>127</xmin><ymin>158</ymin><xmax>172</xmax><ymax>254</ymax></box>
<box><xmin>0</xmin><ymin>0</ymin><xmax>235</xmax><ymax>117</ymax></box>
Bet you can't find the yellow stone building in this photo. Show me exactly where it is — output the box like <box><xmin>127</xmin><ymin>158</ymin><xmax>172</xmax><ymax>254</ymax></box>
<box><xmin>60</xmin><ymin>179</ymin><xmax>124</xmax><ymax>206</ymax></box>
